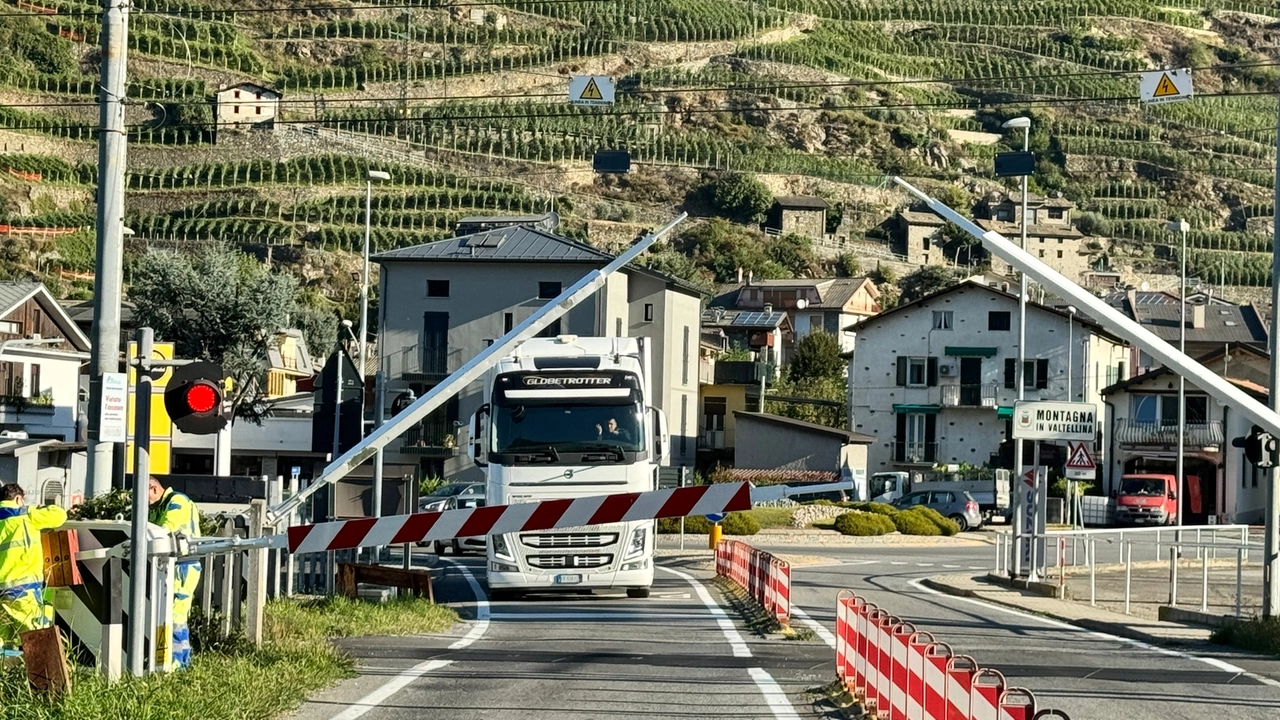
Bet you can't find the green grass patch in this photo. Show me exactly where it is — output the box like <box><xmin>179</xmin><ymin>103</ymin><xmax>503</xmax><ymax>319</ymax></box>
<box><xmin>1212</xmin><ymin>616</ymin><xmax>1280</xmax><ymax>656</ymax></box>
<box><xmin>743</xmin><ymin>507</ymin><xmax>796</xmax><ymax>530</ymax></box>
<box><xmin>0</xmin><ymin>596</ymin><xmax>457</xmax><ymax>720</ymax></box>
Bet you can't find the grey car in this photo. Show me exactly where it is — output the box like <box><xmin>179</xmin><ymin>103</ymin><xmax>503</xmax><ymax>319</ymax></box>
<box><xmin>892</xmin><ymin>490</ymin><xmax>983</xmax><ymax>531</ymax></box>
<box><xmin>434</xmin><ymin>493</ymin><xmax>488</xmax><ymax>555</ymax></box>
<box><xmin>418</xmin><ymin>482</ymin><xmax>484</xmax><ymax>513</ymax></box>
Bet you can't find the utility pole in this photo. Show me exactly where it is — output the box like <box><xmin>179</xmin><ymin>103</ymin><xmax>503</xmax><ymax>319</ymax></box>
<box><xmin>1265</xmin><ymin>94</ymin><xmax>1280</xmax><ymax>617</ymax></box>
<box><xmin>86</xmin><ymin>0</ymin><xmax>132</xmax><ymax>497</ymax></box>
<box><xmin>127</xmin><ymin>328</ymin><xmax>152</xmax><ymax>677</ymax></box>
<box><xmin>1004</xmin><ymin>116</ymin><xmax>1031</xmax><ymax>578</ymax></box>
<box><xmin>1170</xmin><ymin>219</ymin><xmax>1190</xmax><ymax>535</ymax></box>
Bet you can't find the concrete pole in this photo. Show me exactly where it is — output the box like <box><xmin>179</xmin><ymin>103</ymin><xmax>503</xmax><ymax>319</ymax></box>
<box><xmin>1067</xmin><ymin>310</ymin><xmax>1073</xmax><ymax>400</ymax></box>
<box><xmin>1012</xmin><ymin>121</ymin><xmax>1030</xmax><ymax>577</ymax></box>
<box><xmin>1177</xmin><ymin>222</ymin><xmax>1187</xmax><ymax>531</ymax></box>
<box><xmin>86</xmin><ymin>0</ymin><xmax>132</xmax><ymax>497</ymax></box>
<box><xmin>372</xmin><ymin>368</ymin><xmax>385</xmax><ymax>563</ymax></box>
<box><xmin>1265</xmin><ymin>94</ymin><xmax>1280</xmax><ymax>617</ymax></box>
<box><xmin>359</xmin><ymin>179</ymin><xmax>372</xmax><ymax>372</ymax></box>
<box><xmin>127</xmin><ymin>328</ymin><xmax>152</xmax><ymax>677</ymax></box>
<box><xmin>214</xmin><ymin>422</ymin><xmax>231</xmax><ymax>476</ymax></box>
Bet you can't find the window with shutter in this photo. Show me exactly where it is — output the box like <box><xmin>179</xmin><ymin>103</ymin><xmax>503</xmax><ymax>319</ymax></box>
<box><xmin>1035</xmin><ymin>359</ymin><xmax>1049</xmax><ymax>389</ymax></box>
<box><xmin>926</xmin><ymin>357</ymin><xmax>938</xmax><ymax>387</ymax></box>
<box><xmin>896</xmin><ymin>357</ymin><xmax>908</xmax><ymax>386</ymax></box>
<box><xmin>1004</xmin><ymin>358</ymin><xmax>1016</xmax><ymax>388</ymax></box>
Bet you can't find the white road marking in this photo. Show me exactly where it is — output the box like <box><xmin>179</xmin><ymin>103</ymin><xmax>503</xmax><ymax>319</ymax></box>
<box><xmin>658</xmin><ymin>565</ymin><xmax>803</xmax><ymax>718</ymax></box>
<box><xmin>890</xmin><ymin>561</ymin><xmax>908</xmax><ymax>566</ymax></box>
<box><xmin>790</xmin><ymin>605</ymin><xmax>836</xmax><ymax>648</ymax></box>
<box><xmin>657</xmin><ymin>565</ymin><xmax>750</xmax><ymax>657</ymax></box>
<box><xmin>749</xmin><ymin>667</ymin><xmax>803</xmax><ymax>720</ymax></box>
<box><xmin>916</xmin><ymin>563</ymin><xmax>934</xmax><ymax>567</ymax></box>
<box><xmin>328</xmin><ymin>661</ymin><xmax>453</xmax><ymax>720</ymax></box>
<box><xmin>331</xmin><ymin>561</ymin><xmax>489</xmax><ymax>719</ymax></box>
<box><xmin>968</xmin><ymin>566</ymin><xmax>985</xmax><ymax>570</ymax></box>
<box><xmin>490</xmin><ymin>612</ymin><xmax>710</xmax><ymax>620</ymax></box>
<box><xmin>908</xmin><ymin>577</ymin><xmax>1280</xmax><ymax>687</ymax></box>
<box><xmin>943</xmin><ymin>564</ymin><xmax>960</xmax><ymax>569</ymax></box>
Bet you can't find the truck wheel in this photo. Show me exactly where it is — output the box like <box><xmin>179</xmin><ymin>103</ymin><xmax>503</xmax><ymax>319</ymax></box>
<box><xmin>949</xmin><ymin>514</ymin><xmax>970</xmax><ymax>532</ymax></box>
<box><xmin>627</xmin><ymin>587</ymin><xmax>651</xmax><ymax>599</ymax></box>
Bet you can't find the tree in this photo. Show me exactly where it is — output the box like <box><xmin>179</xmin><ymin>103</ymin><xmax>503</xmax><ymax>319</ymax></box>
<box><xmin>766</xmin><ymin>234</ymin><xmax>820</xmax><ymax>278</ymax></box>
<box><xmin>709</xmin><ymin>173</ymin><xmax>772</xmax><ymax>225</ymax></box>
<box><xmin>129</xmin><ymin>244</ymin><xmax>307</xmax><ymax>421</ymax></box>
<box><xmin>672</xmin><ymin>219</ymin><xmax>786</xmax><ymax>283</ymax></box>
<box><xmin>765</xmin><ymin>375</ymin><xmax>846</xmax><ymax>429</ymax></box>
<box><xmin>898</xmin><ymin>265</ymin><xmax>960</xmax><ymax>304</ymax></box>
<box><xmin>788</xmin><ymin>330</ymin><xmax>845</xmax><ymax>383</ymax></box>
<box><xmin>834</xmin><ymin>253</ymin><xmax>861</xmax><ymax>277</ymax></box>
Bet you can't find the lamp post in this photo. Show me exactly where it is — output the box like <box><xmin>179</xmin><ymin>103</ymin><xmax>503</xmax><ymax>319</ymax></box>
<box><xmin>359</xmin><ymin>170</ymin><xmax>391</xmax><ymax>378</ymax></box>
<box><xmin>1169</xmin><ymin>218</ymin><xmax>1190</xmax><ymax>530</ymax></box>
<box><xmin>1066</xmin><ymin>306</ymin><xmax>1077</xmax><ymax>401</ymax></box>
<box><xmin>1003</xmin><ymin>116</ymin><xmax>1033</xmax><ymax>578</ymax></box>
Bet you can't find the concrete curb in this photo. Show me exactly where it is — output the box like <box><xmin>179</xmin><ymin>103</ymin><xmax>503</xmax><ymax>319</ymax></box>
<box><xmin>920</xmin><ymin>575</ymin><xmax>1210</xmax><ymax>648</ymax></box>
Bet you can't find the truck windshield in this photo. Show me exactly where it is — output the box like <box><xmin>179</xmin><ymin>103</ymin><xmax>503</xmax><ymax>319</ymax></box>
<box><xmin>493</xmin><ymin>403</ymin><xmax>645</xmax><ymax>454</ymax></box>
<box><xmin>871</xmin><ymin>475</ymin><xmax>899</xmax><ymax>497</ymax></box>
<box><xmin>1120</xmin><ymin>478</ymin><xmax>1166</xmax><ymax>496</ymax></box>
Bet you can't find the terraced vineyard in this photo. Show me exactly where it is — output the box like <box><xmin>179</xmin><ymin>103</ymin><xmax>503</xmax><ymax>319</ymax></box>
<box><xmin>3</xmin><ymin>0</ymin><xmax>1280</xmax><ymax>296</ymax></box>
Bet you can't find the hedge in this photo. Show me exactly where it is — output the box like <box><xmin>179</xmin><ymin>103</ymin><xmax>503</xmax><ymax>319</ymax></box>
<box><xmin>655</xmin><ymin>512</ymin><xmax>758</xmax><ymax>535</ymax></box>
<box><xmin>833</xmin><ymin>512</ymin><xmax>895</xmax><ymax>536</ymax></box>
<box><xmin>891</xmin><ymin>510</ymin><xmax>941</xmax><ymax>536</ymax></box>
<box><xmin>847</xmin><ymin>502</ymin><xmax>899</xmax><ymax>516</ymax></box>
<box><xmin>911</xmin><ymin>506</ymin><xmax>960</xmax><ymax>536</ymax></box>
<box><xmin>721</xmin><ymin>512</ymin><xmax>760</xmax><ymax>536</ymax></box>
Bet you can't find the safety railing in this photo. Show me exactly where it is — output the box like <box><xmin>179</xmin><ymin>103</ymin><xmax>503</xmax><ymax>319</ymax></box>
<box><xmin>992</xmin><ymin>524</ymin><xmax>1257</xmax><ymax>617</ymax></box>
<box><xmin>835</xmin><ymin>590</ymin><xmax>1071</xmax><ymax>720</ymax></box>
<box><xmin>715</xmin><ymin>539</ymin><xmax>790</xmax><ymax>627</ymax></box>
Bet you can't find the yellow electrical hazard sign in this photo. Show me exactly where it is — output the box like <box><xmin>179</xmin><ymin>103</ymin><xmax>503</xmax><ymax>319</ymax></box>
<box><xmin>569</xmin><ymin>75</ymin><xmax>615</xmax><ymax>106</ymax></box>
<box><xmin>1140</xmin><ymin>68</ymin><xmax>1192</xmax><ymax>105</ymax></box>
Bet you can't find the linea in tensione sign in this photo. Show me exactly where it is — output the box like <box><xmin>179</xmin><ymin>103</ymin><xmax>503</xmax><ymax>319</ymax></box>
<box><xmin>1012</xmin><ymin>401</ymin><xmax>1096</xmax><ymax>441</ymax></box>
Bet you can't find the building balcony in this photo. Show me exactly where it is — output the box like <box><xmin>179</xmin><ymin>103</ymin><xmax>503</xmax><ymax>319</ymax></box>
<box><xmin>698</xmin><ymin>358</ymin><xmax>716</xmax><ymax>385</ymax></box>
<box><xmin>713</xmin><ymin>361</ymin><xmax>773</xmax><ymax>386</ymax></box>
<box><xmin>699</xmin><ymin>429</ymin><xmax>727</xmax><ymax>449</ymax></box>
<box><xmin>941</xmin><ymin>383</ymin><xmax>998</xmax><ymax>408</ymax></box>
<box><xmin>1114</xmin><ymin>419</ymin><xmax>1224</xmax><ymax>449</ymax></box>
<box><xmin>892</xmin><ymin>441</ymin><xmax>938</xmax><ymax>464</ymax></box>
<box><xmin>399</xmin><ymin>441</ymin><xmax>461</xmax><ymax>457</ymax></box>
<box><xmin>398</xmin><ymin>347</ymin><xmax>464</xmax><ymax>384</ymax></box>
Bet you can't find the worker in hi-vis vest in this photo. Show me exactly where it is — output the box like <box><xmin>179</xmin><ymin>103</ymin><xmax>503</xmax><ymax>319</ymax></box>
<box><xmin>0</xmin><ymin>483</ymin><xmax>67</xmax><ymax>653</ymax></box>
<box><xmin>148</xmin><ymin>475</ymin><xmax>202</xmax><ymax>669</ymax></box>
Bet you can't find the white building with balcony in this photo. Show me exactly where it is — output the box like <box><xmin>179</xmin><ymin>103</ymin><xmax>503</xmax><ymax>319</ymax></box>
<box><xmin>1100</xmin><ymin>343</ymin><xmax>1269</xmax><ymax>524</ymax></box>
<box><xmin>848</xmin><ymin>281</ymin><xmax>1128</xmax><ymax>472</ymax></box>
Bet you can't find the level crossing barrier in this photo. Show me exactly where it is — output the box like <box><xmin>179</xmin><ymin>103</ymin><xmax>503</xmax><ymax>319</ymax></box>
<box><xmin>715</xmin><ymin>539</ymin><xmax>790</xmax><ymax>627</ymax></box>
<box><xmin>834</xmin><ymin>591</ymin><xmax>1072</xmax><ymax>720</ymax></box>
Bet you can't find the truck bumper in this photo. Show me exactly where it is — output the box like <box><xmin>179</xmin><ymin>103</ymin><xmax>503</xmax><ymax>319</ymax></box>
<box><xmin>488</xmin><ymin>561</ymin><xmax>654</xmax><ymax>592</ymax></box>
<box><xmin>1116</xmin><ymin>509</ymin><xmax>1169</xmax><ymax>525</ymax></box>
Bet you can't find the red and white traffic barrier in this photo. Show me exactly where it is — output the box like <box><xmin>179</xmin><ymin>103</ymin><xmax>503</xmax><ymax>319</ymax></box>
<box><xmin>831</xmin><ymin>591</ymin><xmax>1073</xmax><ymax>720</ymax></box>
<box><xmin>715</xmin><ymin>539</ymin><xmax>790</xmax><ymax>626</ymax></box>
<box><xmin>287</xmin><ymin>481</ymin><xmax>751</xmax><ymax>553</ymax></box>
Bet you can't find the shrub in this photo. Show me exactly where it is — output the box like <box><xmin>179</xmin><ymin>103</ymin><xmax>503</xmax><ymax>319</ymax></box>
<box><xmin>721</xmin><ymin>512</ymin><xmax>761</xmax><ymax>536</ymax></box>
<box><xmin>849</xmin><ymin>502</ymin><xmax>899</xmax><ymax>516</ymax></box>
<box><xmin>804</xmin><ymin>499</ymin><xmax>835</xmax><ymax>506</ymax></box>
<box><xmin>833</xmin><ymin>512</ymin><xmax>895</xmax><ymax>536</ymax></box>
<box><xmin>891</xmin><ymin>510</ymin><xmax>942</xmax><ymax>536</ymax></box>
<box><xmin>912</xmin><ymin>506</ymin><xmax>960</xmax><ymax>536</ymax></box>
<box><xmin>657</xmin><ymin>515</ymin><xmax>715</xmax><ymax>534</ymax></box>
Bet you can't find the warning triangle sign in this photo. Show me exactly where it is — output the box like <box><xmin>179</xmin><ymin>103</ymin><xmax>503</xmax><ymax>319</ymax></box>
<box><xmin>1152</xmin><ymin>73</ymin><xmax>1180</xmax><ymax>98</ymax></box>
<box><xmin>1065</xmin><ymin>442</ymin><xmax>1094</xmax><ymax>469</ymax></box>
<box><xmin>579</xmin><ymin>78</ymin><xmax>604</xmax><ymax>101</ymax></box>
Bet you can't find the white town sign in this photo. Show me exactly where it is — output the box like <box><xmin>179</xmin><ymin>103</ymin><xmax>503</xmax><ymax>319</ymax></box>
<box><xmin>1011</xmin><ymin>401</ymin><xmax>1097</xmax><ymax>441</ymax></box>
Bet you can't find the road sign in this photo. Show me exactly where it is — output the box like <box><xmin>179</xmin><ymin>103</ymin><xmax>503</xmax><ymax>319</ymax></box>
<box><xmin>1140</xmin><ymin>68</ymin><xmax>1192</xmax><ymax>105</ymax></box>
<box><xmin>291</xmin><ymin>466</ymin><xmax>301</xmax><ymax>481</ymax></box>
<box><xmin>705</xmin><ymin>513</ymin><xmax>726</xmax><ymax>523</ymax></box>
<box><xmin>1011</xmin><ymin>401</ymin><xmax>1096</xmax><ymax>441</ymax></box>
<box><xmin>1064</xmin><ymin>441</ymin><xmax>1096</xmax><ymax>480</ymax></box>
<box><xmin>100</xmin><ymin>372</ymin><xmax>128</xmax><ymax>443</ymax></box>
<box><xmin>569</xmin><ymin>75</ymin><xmax>615</xmax><ymax>106</ymax></box>
<box><xmin>994</xmin><ymin>151</ymin><xmax>1035</xmax><ymax>178</ymax></box>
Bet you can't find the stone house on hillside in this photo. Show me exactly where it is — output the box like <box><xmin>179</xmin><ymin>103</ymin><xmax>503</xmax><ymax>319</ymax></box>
<box><xmin>766</xmin><ymin>196</ymin><xmax>828</xmax><ymax>239</ymax></box>
<box><xmin>214</xmin><ymin>82</ymin><xmax>281</xmax><ymax>133</ymax></box>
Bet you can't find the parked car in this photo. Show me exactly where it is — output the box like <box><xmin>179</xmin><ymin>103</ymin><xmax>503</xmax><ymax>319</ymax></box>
<box><xmin>418</xmin><ymin>482</ymin><xmax>484</xmax><ymax>513</ymax></box>
<box><xmin>892</xmin><ymin>489</ymin><xmax>983</xmax><ymax>531</ymax></box>
<box><xmin>434</xmin><ymin>493</ymin><xmax>488</xmax><ymax>555</ymax></box>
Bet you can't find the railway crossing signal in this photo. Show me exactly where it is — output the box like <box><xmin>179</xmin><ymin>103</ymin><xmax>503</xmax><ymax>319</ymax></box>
<box><xmin>164</xmin><ymin>361</ymin><xmax>228</xmax><ymax>435</ymax></box>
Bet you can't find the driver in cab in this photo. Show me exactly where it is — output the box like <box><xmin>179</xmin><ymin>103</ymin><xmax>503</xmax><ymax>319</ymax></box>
<box><xmin>595</xmin><ymin>417</ymin><xmax>632</xmax><ymax>443</ymax></box>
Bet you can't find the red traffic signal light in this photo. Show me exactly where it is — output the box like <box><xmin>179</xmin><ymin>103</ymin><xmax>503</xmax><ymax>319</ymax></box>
<box><xmin>165</xmin><ymin>361</ymin><xmax>228</xmax><ymax>435</ymax></box>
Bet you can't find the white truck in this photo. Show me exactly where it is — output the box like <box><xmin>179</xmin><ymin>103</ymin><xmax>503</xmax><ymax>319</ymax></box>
<box><xmin>870</xmin><ymin>468</ymin><xmax>1011</xmax><ymax>523</ymax></box>
<box><xmin>468</xmin><ymin>335</ymin><xmax>668</xmax><ymax>600</ymax></box>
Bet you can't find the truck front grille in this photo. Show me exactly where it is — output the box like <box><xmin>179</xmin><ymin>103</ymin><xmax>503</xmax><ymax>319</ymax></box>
<box><xmin>527</xmin><ymin>554</ymin><xmax>613</xmax><ymax>569</ymax></box>
<box><xmin>520</xmin><ymin>533</ymin><xmax>618</xmax><ymax>549</ymax></box>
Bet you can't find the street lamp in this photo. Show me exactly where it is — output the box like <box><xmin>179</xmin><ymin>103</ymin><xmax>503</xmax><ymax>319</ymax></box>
<box><xmin>1169</xmin><ymin>218</ymin><xmax>1190</xmax><ymax>529</ymax></box>
<box><xmin>360</xmin><ymin>170</ymin><xmax>391</xmax><ymax>379</ymax></box>
<box><xmin>1066</xmin><ymin>306</ymin><xmax>1077</xmax><ymax>400</ymax></box>
<box><xmin>1003</xmin><ymin>116</ymin><xmax>1034</xmax><ymax>578</ymax></box>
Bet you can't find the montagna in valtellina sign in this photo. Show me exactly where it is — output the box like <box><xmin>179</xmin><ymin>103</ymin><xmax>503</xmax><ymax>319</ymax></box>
<box><xmin>1012</xmin><ymin>401</ymin><xmax>1097</xmax><ymax>441</ymax></box>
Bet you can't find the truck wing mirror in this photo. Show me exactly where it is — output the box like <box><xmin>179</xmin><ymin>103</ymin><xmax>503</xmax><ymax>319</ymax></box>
<box><xmin>469</xmin><ymin>404</ymin><xmax>490</xmax><ymax>467</ymax></box>
<box><xmin>650</xmin><ymin>406</ymin><xmax>670</xmax><ymax>462</ymax></box>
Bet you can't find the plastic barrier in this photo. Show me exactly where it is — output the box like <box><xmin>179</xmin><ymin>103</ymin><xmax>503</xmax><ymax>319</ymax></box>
<box><xmin>714</xmin><ymin>539</ymin><xmax>790</xmax><ymax>626</ymax></box>
<box><xmin>834</xmin><ymin>592</ymin><xmax>1072</xmax><ymax>720</ymax></box>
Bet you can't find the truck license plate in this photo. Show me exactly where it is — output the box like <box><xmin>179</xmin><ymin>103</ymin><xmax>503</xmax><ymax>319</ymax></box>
<box><xmin>554</xmin><ymin>574</ymin><xmax>582</xmax><ymax>584</ymax></box>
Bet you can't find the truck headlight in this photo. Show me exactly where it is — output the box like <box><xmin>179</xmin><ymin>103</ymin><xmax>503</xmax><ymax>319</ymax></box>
<box><xmin>491</xmin><ymin>533</ymin><xmax>513</xmax><ymax>560</ymax></box>
<box><xmin>621</xmin><ymin>559</ymin><xmax>649</xmax><ymax>571</ymax></box>
<box><xmin>626</xmin><ymin>527</ymin><xmax>647</xmax><ymax>558</ymax></box>
<box><xmin>490</xmin><ymin>561</ymin><xmax>518</xmax><ymax>573</ymax></box>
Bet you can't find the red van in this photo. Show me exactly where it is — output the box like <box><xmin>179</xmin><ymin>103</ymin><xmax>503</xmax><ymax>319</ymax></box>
<box><xmin>1115</xmin><ymin>474</ymin><xmax>1178</xmax><ymax>526</ymax></box>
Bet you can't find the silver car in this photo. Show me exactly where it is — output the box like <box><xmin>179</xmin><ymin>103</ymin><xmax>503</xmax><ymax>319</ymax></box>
<box><xmin>418</xmin><ymin>482</ymin><xmax>484</xmax><ymax>513</ymax></box>
<box><xmin>892</xmin><ymin>490</ymin><xmax>983</xmax><ymax>531</ymax></box>
<box><xmin>434</xmin><ymin>493</ymin><xmax>487</xmax><ymax>555</ymax></box>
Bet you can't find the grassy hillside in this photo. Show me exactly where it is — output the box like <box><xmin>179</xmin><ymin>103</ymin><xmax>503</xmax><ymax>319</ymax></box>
<box><xmin>2</xmin><ymin>0</ymin><xmax>1280</xmax><ymax>299</ymax></box>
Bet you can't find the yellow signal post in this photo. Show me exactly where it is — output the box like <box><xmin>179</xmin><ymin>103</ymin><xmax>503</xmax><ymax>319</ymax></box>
<box><xmin>126</xmin><ymin>341</ymin><xmax>175</xmax><ymax>475</ymax></box>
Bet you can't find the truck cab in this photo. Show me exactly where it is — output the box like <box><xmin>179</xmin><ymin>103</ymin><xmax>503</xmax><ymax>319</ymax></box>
<box><xmin>870</xmin><ymin>472</ymin><xmax>909</xmax><ymax>504</ymax></box>
<box><xmin>1115</xmin><ymin>473</ymin><xmax>1177</xmax><ymax>526</ymax></box>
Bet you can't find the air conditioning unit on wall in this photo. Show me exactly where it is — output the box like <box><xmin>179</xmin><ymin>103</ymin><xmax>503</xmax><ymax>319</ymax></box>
<box><xmin>938</xmin><ymin>364</ymin><xmax>955</xmax><ymax>376</ymax></box>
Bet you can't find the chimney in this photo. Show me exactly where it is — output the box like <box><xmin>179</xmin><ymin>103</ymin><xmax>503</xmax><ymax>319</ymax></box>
<box><xmin>748</xmin><ymin>270</ymin><xmax>754</xmax><ymax>285</ymax></box>
<box><xmin>737</xmin><ymin>267</ymin><xmax>744</xmax><ymax>283</ymax></box>
<box><xmin>1192</xmin><ymin>304</ymin><xmax>1205</xmax><ymax>330</ymax></box>
<box><xmin>764</xmin><ymin>303</ymin><xmax>773</xmax><ymax>315</ymax></box>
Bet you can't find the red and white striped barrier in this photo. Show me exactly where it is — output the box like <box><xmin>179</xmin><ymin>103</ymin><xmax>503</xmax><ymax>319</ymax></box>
<box><xmin>833</xmin><ymin>591</ymin><xmax>1072</xmax><ymax>720</ymax></box>
<box><xmin>287</xmin><ymin>482</ymin><xmax>751</xmax><ymax>553</ymax></box>
<box><xmin>715</xmin><ymin>539</ymin><xmax>790</xmax><ymax>626</ymax></box>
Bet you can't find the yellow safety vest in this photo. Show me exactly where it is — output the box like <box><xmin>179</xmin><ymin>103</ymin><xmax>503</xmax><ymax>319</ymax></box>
<box><xmin>0</xmin><ymin>500</ymin><xmax>67</xmax><ymax>592</ymax></box>
<box><xmin>149</xmin><ymin>490</ymin><xmax>201</xmax><ymax>539</ymax></box>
